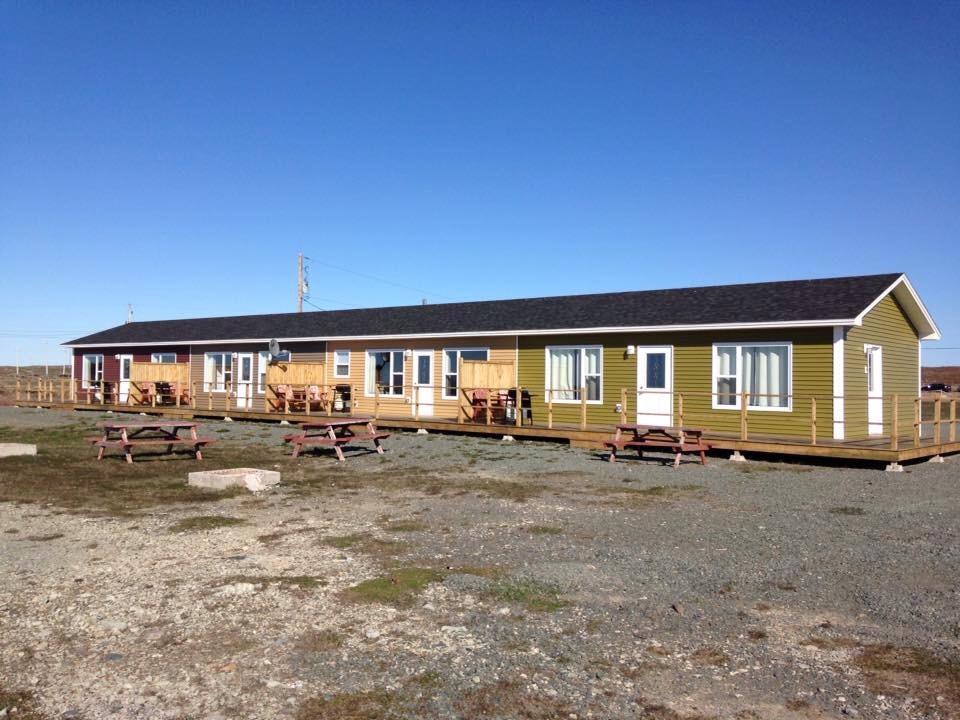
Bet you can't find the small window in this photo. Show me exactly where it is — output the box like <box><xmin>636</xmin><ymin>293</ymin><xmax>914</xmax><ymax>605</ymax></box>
<box><xmin>365</xmin><ymin>350</ymin><xmax>404</xmax><ymax>396</ymax></box>
<box><xmin>545</xmin><ymin>346</ymin><xmax>602</xmax><ymax>403</ymax></box>
<box><xmin>151</xmin><ymin>353</ymin><xmax>177</xmax><ymax>364</ymax></box>
<box><xmin>442</xmin><ymin>348</ymin><xmax>490</xmax><ymax>399</ymax></box>
<box><xmin>712</xmin><ymin>343</ymin><xmax>791</xmax><ymax>410</ymax></box>
<box><xmin>334</xmin><ymin>350</ymin><xmax>350</xmax><ymax>378</ymax></box>
<box><xmin>82</xmin><ymin>354</ymin><xmax>104</xmax><ymax>388</ymax></box>
<box><xmin>204</xmin><ymin>352</ymin><xmax>233</xmax><ymax>392</ymax></box>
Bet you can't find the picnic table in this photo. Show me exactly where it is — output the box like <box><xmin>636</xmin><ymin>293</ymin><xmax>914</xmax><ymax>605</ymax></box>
<box><xmin>604</xmin><ymin>424</ymin><xmax>710</xmax><ymax>467</ymax></box>
<box><xmin>283</xmin><ymin>418</ymin><xmax>390</xmax><ymax>463</ymax></box>
<box><xmin>87</xmin><ymin>420</ymin><xmax>214</xmax><ymax>464</ymax></box>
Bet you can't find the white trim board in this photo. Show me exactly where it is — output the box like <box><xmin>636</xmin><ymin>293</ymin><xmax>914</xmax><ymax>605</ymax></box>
<box><xmin>832</xmin><ymin>326</ymin><xmax>845</xmax><ymax>440</ymax></box>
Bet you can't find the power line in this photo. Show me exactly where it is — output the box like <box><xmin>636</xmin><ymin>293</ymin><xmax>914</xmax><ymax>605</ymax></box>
<box><xmin>304</xmin><ymin>257</ymin><xmax>458</xmax><ymax>302</ymax></box>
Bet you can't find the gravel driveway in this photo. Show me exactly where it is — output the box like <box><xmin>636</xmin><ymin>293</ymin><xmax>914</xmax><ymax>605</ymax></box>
<box><xmin>1</xmin><ymin>408</ymin><xmax>958</xmax><ymax>719</ymax></box>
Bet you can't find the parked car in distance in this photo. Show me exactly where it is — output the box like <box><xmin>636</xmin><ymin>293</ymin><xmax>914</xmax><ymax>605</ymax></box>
<box><xmin>922</xmin><ymin>382</ymin><xmax>953</xmax><ymax>393</ymax></box>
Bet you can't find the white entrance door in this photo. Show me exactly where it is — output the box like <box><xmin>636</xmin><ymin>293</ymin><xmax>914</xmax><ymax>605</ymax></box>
<box><xmin>636</xmin><ymin>346</ymin><xmax>673</xmax><ymax>426</ymax></box>
<box><xmin>118</xmin><ymin>354</ymin><xmax>133</xmax><ymax>403</ymax></box>
<box><xmin>412</xmin><ymin>350</ymin><xmax>434</xmax><ymax>417</ymax></box>
<box><xmin>866</xmin><ymin>345</ymin><xmax>883</xmax><ymax>435</ymax></box>
<box><xmin>236</xmin><ymin>353</ymin><xmax>253</xmax><ymax>409</ymax></box>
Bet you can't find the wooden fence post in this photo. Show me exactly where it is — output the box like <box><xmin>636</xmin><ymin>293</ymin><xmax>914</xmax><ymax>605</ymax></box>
<box><xmin>191</xmin><ymin>382</ymin><xmax>196</xmax><ymax>410</ymax></box>
<box><xmin>350</xmin><ymin>384</ymin><xmax>356</xmax><ymax>414</ymax></box>
<box><xmin>374</xmin><ymin>383</ymin><xmax>380</xmax><ymax>420</ymax></box>
<box><xmin>327</xmin><ymin>385</ymin><xmax>333</xmax><ymax>417</ymax></box>
<box><xmin>580</xmin><ymin>386</ymin><xmax>587</xmax><ymax>430</ymax></box>
<box><xmin>515</xmin><ymin>385</ymin><xmax>521</xmax><ymax>427</ymax></box>
<box><xmin>547</xmin><ymin>388</ymin><xmax>554</xmax><ymax>429</ymax></box>
<box><xmin>934</xmin><ymin>396</ymin><xmax>942</xmax><ymax>445</ymax></box>
<box><xmin>59</xmin><ymin>379</ymin><xmax>65</xmax><ymax>403</ymax></box>
<box><xmin>305</xmin><ymin>385</ymin><xmax>311</xmax><ymax>416</ymax></box>
<box><xmin>486</xmin><ymin>388</ymin><xmax>492</xmax><ymax>426</ymax></box>
<box><xmin>15</xmin><ymin>378</ymin><xmax>20</xmax><ymax>403</ymax></box>
<box><xmin>414</xmin><ymin>383</ymin><xmax>420</xmax><ymax>421</ymax></box>
<box><xmin>620</xmin><ymin>388</ymin><xmax>627</xmax><ymax>424</ymax></box>
<box><xmin>678</xmin><ymin>392</ymin><xmax>684</xmax><ymax>428</ymax></box>
<box><xmin>913</xmin><ymin>397</ymin><xmax>920</xmax><ymax>448</ymax></box>
<box><xmin>100</xmin><ymin>379</ymin><xmax>105</xmax><ymax>405</ymax></box>
<box><xmin>810</xmin><ymin>397</ymin><xmax>817</xmax><ymax>445</ymax></box>
<box><xmin>950</xmin><ymin>399</ymin><xmax>957</xmax><ymax>443</ymax></box>
<box><xmin>740</xmin><ymin>391</ymin><xmax>748</xmax><ymax>440</ymax></box>
<box><xmin>225</xmin><ymin>387</ymin><xmax>230</xmax><ymax>413</ymax></box>
<box><xmin>890</xmin><ymin>394</ymin><xmax>899</xmax><ymax>451</ymax></box>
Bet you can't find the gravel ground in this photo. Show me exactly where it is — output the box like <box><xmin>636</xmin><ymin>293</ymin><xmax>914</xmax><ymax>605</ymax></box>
<box><xmin>1</xmin><ymin>407</ymin><xmax>959</xmax><ymax>719</ymax></box>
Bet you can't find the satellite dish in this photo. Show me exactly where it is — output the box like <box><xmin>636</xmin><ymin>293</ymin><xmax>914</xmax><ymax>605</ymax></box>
<box><xmin>268</xmin><ymin>338</ymin><xmax>280</xmax><ymax>356</ymax></box>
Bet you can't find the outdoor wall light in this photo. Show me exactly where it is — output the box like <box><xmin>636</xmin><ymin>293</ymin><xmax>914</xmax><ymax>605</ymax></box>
<box><xmin>625</xmin><ymin>345</ymin><xmax>636</xmax><ymax>356</ymax></box>
<box><xmin>404</xmin><ymin>349</ymin><xmax>413</xmax><ymax>358</ymax></box>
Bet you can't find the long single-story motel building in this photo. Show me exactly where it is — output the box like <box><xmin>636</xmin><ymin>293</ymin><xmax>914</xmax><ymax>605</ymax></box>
<box><xmin>61</xmin><ymin>273</ymin><xmax>949</xmax><ymax>462</ymax></box>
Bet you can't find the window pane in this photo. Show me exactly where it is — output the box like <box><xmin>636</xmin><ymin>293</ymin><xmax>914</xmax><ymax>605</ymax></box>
<box><xmin>586</xmin><ymin>375</ymin><xmax>600</xmax><ymax>401</ymax></box>
<box><xmin>375</xmin><ymin>352</ymin><xmax>391</xmax><ymax>390</ymax></box>
<box><xmin>549</xmin><ymin>348</ymin><xmax>579</xmax><ymax>400</ymax></box>
<box><xmin>645</xmin><ymin>353</ymin><xmax>666</xmax><ymax>389</ymax></box>
<box><xmin>745</xmin><ymin>346</ymin><xmax>788</xmax><ymax>408</ymax></box>
<box><xmin>460</xmin><ymin>349</ymin><xmax>488</xmax><ymax>362</ymax></box>
<box><xmin>584</xmin><ymin>348</ymin><xmax>600</xmax><ymax>374</ymax></box>
<box><xmin>444</xmin><ymin>373</ymin><xmax>457</xmax><ymax>396</ymax></box>
<box><xmin>717</xmin><ymin>347</ymin><xmax>737</xmax><ymax>376</ymax></box>
<box><xmin>717</xmin><ymin>377</ymin><xmax>737</xmax><ymax>406</ymax></box>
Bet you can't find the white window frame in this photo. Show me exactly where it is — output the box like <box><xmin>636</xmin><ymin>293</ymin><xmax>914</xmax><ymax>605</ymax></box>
<box><xmin>204</xmin><ymin>352</ymin><xmax>233</xmax><ymax>393</ymax></box>
<box><xmin>257</xmin><ymin>351</ymin><xmax>270</xmax><ymax>394</ymax></box>
<box><xmin>364</xmin><ymin>349</ymin><xmax>405</xmax><ymax>397</ymax></box>
<box><xmin>544</xmin><ymin>345</ymin><xmax>603</xmax><ymax>405</ymax></box>
<box><xmin>441</xmin><ymin>347</ymin><xmax>490</xmax><ymax>399</ymax></box>
<box><xmin>151</xmin><ymin>352</ymin><xmax>177</xmax><ymax>364</ymax></box>
<box><xmin>711</xmin><ymin>342</ymin><xmax>793</xmax><ymax>412</ymax></box>
<box><xmin>81</xmin><ymin>354</ymin><xmax>104</xmax><ymax>389</ymax></box>
<box><xmin>333</xmin><ymin>350</ymin><xmax>351</xmax><ymax>379</ymax></box>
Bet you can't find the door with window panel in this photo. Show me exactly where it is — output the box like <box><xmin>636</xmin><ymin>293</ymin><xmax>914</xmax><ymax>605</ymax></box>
<box><xmin>636</xmin><ymin>346</ymin><xmax>672</xmax><ymax>426</ymax></box>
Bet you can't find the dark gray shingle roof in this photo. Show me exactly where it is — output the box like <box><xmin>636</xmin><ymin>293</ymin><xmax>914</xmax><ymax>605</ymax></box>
<box><xmin>65</xmin><ymin>273</ymin><xmax>902</xmax><ymax>346</ymax></box>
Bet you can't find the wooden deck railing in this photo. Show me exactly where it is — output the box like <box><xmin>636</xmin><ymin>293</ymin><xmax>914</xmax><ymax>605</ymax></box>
<box><xmin>6</xmin><ymin>378</ymin><xmax>959</xmax><ymax>451</ymax></box>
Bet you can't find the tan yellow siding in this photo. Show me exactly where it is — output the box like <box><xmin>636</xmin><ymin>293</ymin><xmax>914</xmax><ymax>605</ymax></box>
<box><xmin>518</xmin><ymin>329</ymin><xmax>834</xmax><ymax>439</ymax></box>
<box><xmin>844</xmin><ymin>294</ymin><xmax>919</xmax><ymax>439</ymax></box>
<box><xmin>189</xmin><ymin>342</ymin><xmax>326</xmax><ymax>412</ymax></box>
<box><xmin>326</xmin><ymin>337</ymin><xmax>517</xmax><ymax>418</ymax></box>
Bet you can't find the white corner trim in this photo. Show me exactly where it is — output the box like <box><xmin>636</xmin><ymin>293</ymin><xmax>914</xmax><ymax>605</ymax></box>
<box><xmin>832</xmin><ymin>326</ymin><xmax>845</xmax><ymax>440</ymax></box>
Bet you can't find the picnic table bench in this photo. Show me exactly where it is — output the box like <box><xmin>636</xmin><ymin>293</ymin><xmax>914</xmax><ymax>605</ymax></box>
<box><xmin>604</xmin><ymin>424</ymin><xmax>710</xmax><ymax>467</ymax></box>
<box><xmin>283</xmin><ymin>418</ymin><xmax>389</xmax><ymax>463</ymax></box>
<box><xmin>87</xmin><ymin>420</ymin><xmax>214</xmax><ymax>464</ymax></box>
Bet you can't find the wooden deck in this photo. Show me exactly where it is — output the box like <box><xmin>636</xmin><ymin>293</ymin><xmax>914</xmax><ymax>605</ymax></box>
<box><xmin>22</xmin><ymin>399</ymin><xmax>960</xmax><ymax>467</ymax></box>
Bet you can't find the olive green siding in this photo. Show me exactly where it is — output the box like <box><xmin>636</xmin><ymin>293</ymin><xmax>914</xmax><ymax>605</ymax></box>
<box><xmin>844</xmin><ymin>294</ymin><xmax>919</xmax><ymax>439</ymax></box>
<box><xmin>518</xmin><ymin>329</ymin><xmax>835</xmax><ymax>439</ymax></box>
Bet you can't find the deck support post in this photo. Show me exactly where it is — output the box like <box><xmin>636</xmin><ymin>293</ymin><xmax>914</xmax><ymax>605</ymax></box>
<box><xmin>928</xmin><ymin>455</ymin><xmax>944</xmax><ymax>464</ymax></box>
<box><xmin>416</xmin><ymin>428</ymin><xmax>428</xmax><ymax>435</ymax></box>
<box><xmin>934</xmin><ymin>396</ymin><xmax>942</xmax><ymax>445</ymax></box>
<box><xmin>580</xmin><ymin>386</ymin><xmax>587</xmax><ymax>430</ymax></box>
<box><xmin>913</xmin><ymin>397</ymin><xmax>920</xmax><ymax>448</ymax></box>
<box><xmin>730</xmin><ymin>450</ymin><xmax>746</xmax><ymax>463</ymax></box>
<box><xmin>890</xmin><ymin>394</ymin><xmax>899</xmax><ymax>450</ymax></box>
<box><xmin>501</xmin><ymin>435</ymin><xmax>515</xmax><ymax>442</ymax></box>
<box><xmin>884</xmin><ymin>462</ymin><xmax>904</xmax><ymax>473</ymax></box>
<box><xmin>547</xmin><ymin>390</ymin><xmax>553</xmax><ymax>429</ymax></box>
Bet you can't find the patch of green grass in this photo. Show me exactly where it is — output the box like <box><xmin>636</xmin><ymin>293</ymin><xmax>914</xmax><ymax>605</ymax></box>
<box><xmin>526</xmin><ymin>525</ymin><xmax>563</xmax><ymax>535</ymax></box>
<box><xmin>407</xmin><ymin>670</ymin><xmax>441</xmax><ymax>688</ymax></box>
<box><xmin>830</xmin><ymin>506</ymin><xmax>866</xmax><ymax>516</ymax></box>
<box><xmin>383</xmin><ymin>520</ymin><xmax>428</xmax><ymax>532</ymax></box>
<box><xmin>449</xmin><ymin>565</ymin><xmax>505</xmax><ymax>579</ymax></box>
<box><xmin>217</xmin><ymin>574</ymin><xmax>325</xmax><ymax>591</ymax></box>
<box><xmin>296</xmin><ymin>690</ymin><xmax>399</xmax><ymax>720</ymax></box>
<box><xmin>169</xmin><ymin>515</ymin><xmax>246</xmax><ymax>533</ymax></box>
<box><xmin>343</xmin><ymin>567</ymin><xmax>445</xmax><ymax>607</ymax></box>
<box><xmin>294</xmin><ymin>629</ymin><xmax>344</xmax><ymax>653</ymax></box>
<box><xmin>321</xmin><ymin>533</ymin><xmax>407</xmax><ymax>560</ymax></box>
<box><xmin>856</xmin><ymin>644</ymin><xmax>960</xmax><ymax>712</ymax></box>
<box><xmin>488</xmin><ymin>578</ymin><xmax>568</xmax><ymax>612</ymax></box>
<box><xmin>20</xmin><ymin>533</ymin><xmax>64</xmax><ymax>542</ymax></box>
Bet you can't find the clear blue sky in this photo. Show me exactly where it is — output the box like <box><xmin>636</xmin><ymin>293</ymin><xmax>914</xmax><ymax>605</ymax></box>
<box><xmin>1</xmin><ymin>1</ymin><xmax>957</xmax><ymax>366</ymax></box>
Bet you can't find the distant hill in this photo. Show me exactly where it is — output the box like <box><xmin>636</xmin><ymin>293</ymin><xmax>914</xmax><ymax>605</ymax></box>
<box><xmin>922</xmin><ymin>366</ymin><xmax>960</xmax><ymax>385</ymax></box>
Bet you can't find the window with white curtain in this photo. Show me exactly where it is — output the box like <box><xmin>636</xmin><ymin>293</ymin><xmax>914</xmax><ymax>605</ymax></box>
<box><xmin>151</xmin><ymin>353</ymin><xmax>177</xmax><ymax>363</ymax></box>
<box><xmin>82</xmin><ymin>354</ymin><xmax>103</xmax><ymax>388</ymax></box>
<box><xmin>545</xmin><ymin>346</ymin><xmax>602</xmax><ymax>403</ymax></box>
<box><xmin>442</xmin><ymin>348</ymin><xmax>489</xmax><ymax>398</ymax></box>
<box><xmin>365</xmin><ymin>350</ymin><xmax>404</xmax><ymax>396</ymax></box>
<box><xmin>712</xmin><ymin>343</ymin><xmax>791</xmax><ymax>410</ymax></box>
<box><xmin>204</xmin><ymin>352</ymin><xmax>232</xmax><ymax>392</ymax></box>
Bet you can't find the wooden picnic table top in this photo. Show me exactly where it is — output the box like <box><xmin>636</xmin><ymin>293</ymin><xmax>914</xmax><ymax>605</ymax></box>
<box><xmin>97</xmin><ymin>420</ymin><xmax>199</xmax><ymax>430</ymax></box>
<box><xmin>615</xmin><ymin>424</ymin><xmax>705</xmax><ymax>435</ymax></box>
<box><xmin>298</xmin><ymin>418</ymin><xmax>374</xmax><ymax>431</ymax></box>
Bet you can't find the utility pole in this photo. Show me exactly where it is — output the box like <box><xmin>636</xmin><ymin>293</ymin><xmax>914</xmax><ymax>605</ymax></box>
<box><xmin>126</xmin><ymin>304</ymin><xmax>134</xmax><ymax>324</ymax></box>
<box><xmin>297</xmin><ymin>253</ymin><xmax>305</xmax><ymax>313</ymax></box>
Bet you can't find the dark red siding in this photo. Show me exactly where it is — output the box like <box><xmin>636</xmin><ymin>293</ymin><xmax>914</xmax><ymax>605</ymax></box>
<box><xmin>72</xmin><ymin>346</ymin><xmax>190</xmax><ymax>383</ymax></box>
